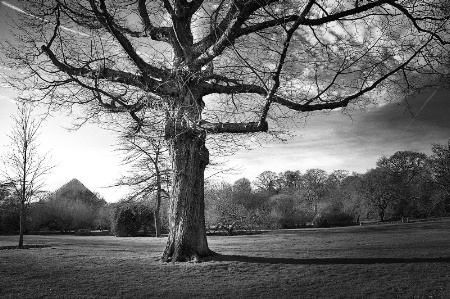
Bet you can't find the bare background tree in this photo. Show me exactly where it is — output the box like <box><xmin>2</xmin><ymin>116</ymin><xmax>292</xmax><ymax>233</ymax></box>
<box><xmin>116</xmin><ymin>133</ymin><xmax>171</xmax><ymax>237</ymax></box>
<box><xmin>1</xmin><ymin>0</ymin><xmax>449</xmax><ymax>261</ymax></box>
<box><xmin>1</xmin><ymin>103</ymin><xmax>53</xmax><ymax>247</ymax></box>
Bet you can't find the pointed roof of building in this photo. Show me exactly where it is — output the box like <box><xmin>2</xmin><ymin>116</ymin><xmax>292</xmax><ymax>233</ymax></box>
<box><xmin>53</xmin><ymin>178</ymin><xmax>92</xmax><ymax>194</ymax></box>
<box><xmin>48</xmin><ymin>178</ymin><xmax>100</xmax><ymax>204</ymax></box>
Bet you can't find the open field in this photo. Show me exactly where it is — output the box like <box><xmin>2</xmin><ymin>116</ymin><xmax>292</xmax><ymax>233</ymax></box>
<box><xmin>1</xmin><ymin>221</ymin><xmax>450</xmax><ymax>298</ymax></box>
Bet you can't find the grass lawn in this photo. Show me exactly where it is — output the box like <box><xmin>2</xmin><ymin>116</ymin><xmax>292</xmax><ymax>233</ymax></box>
<box><xmin>1</xmin><ymin>220</ymin><xmax>450</xmax><ymax>298</ymax></box>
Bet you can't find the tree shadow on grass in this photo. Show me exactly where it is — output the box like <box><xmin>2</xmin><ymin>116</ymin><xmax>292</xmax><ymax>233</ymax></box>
<box><xmin>204</xmin><ymin>254</ymin><xmax>450</xmax><ymax>265</ymax></box>
<box><xmin>0</xmin><ymin>245</ymin><xmax>52</xmax><ymax>250</ymax></box>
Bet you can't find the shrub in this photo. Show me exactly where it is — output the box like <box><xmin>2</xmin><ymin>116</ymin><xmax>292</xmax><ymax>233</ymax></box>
<box><xmin>93</xmin><ymin>204</ymin><xmax>113</xmax><ymax>231</ymax></box>
<box><xmin>269</xmin><ymin>194</ymin><xmax>314</xmax><ymax>229</ymax></box>
<box><xmin>111</xmin><ymin>201</ymin><xmax>154</xmax><ymax>237</ymax></box>
<box><xmin>312</xmin><ymin>205</ymin><xmax>355</xmax><ymax>228</ymax></box>
<box><xmin>0</xmin><ymin>195</ymin><xmax>20</xmax><ymax>234</ymax></box>
<box><xmin>75</xmin><ymin>229</ymin><xmax>91</xmax><ymax>236</ymax></box>
<box><xmin>29</xmin><ymin>199</ymin><xmax>97</xmax><ymax>232</ymax></box>
<box><xmin>276</xmin><ymin>209</ymin><xmax>314</xmax><ymax>229</ymax></box>
<box><xmin>0</xmin><ymin>209</ymin><xmax>20</xmax><ymax>234</ymax></box>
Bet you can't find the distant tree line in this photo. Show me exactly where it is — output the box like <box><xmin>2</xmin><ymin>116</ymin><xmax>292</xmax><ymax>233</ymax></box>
<box><xmin>205</xmin><ymin>141</ymin><xmax>450</xmax><ymax>233</ymax></box>
<box><xmin>1</xmin><ymin>140</ymin><xmax>449</xmax><ymax>235</ymax></box>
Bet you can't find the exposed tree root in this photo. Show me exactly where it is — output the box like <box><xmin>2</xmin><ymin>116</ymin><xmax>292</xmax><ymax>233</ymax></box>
<box><xmin>162</xmin><ymin>249</ymin><xmax>217</xmax><ymax>263</ymax></box>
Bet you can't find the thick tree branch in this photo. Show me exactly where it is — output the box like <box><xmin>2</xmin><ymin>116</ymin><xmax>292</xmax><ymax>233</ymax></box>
<box><xmin>198</xmin><ymin>120</ymin><xmax>268</xmax><ymax>134</ymax></box>
<box><xmin>260</xmin><ymin>1</ymin><xmax>314</xmax><ymax>122</ymax></box>
<box><xmin>389</xmin><ymin>2</ymin><xmax>450</xmax><ymax>45</ymax></box>
<box><xmin>192</xmin><ymin>3</ymin><xmax>238</xmax><ymax>54</ymax></box>
<box><xmin>162</xmin><ymin>0</ymin><xmax>175</xmax><ymax>16</ymax></box>
<box><xmin>47</xmin><ymin>5</ymin><xmax>61</xmax><ymax>49</ymax></box>
<box><xmin>237</xmin><ymin>14</ymin><xmax>299</xmax><ymax>37</ymax></box>
<box><xmin>187</xmin><ymin>0</ymin><xmax>204</xmax><ymax>16</ymax></box>
<box><xmin>169</xmin><ymin>0</ymin><xmax>208</xmax><ymax>61</ymax></box>
<box><xmin>136</xmin><ymin>0</ymin><xmax>172</xmax><ymax>43</ymax></box>
<box><xmin>304</xmin><ymin>0</ymin><xmax>395</xmax><ymax>26</ymax></box>
<box><xmin>40</xmin><ymin>45</ymin><xmax>176</xmax><ymax>96</ymax></box>
<box><xmin>89</xmin><ymin>0</ymin><xmax>170</xmax><ymax>79</ymax></box>
<box><xmin>192</xmin><ymin>0</ymin><xmax>281</xmax><ymax>68</ymax></box>
<box><xmin>200</xmin><ymin>80</ymin><xmax>266</xmax><ymax>95</ymax></box>
<box><xmin>235</xmin><ymin>0</ymin><xmax>392</xmax><ymax>37</ymax></box>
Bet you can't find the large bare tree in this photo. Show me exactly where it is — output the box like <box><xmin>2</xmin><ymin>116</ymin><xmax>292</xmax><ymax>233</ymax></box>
<box><xmin>1</xmin><ymin>103</ymin><xmax>53</xmax><ymax>248</ymax></box>
<box><xmin>1</xmin><ymin>0</ymin><xmax>449</xmax><ymax>261</ymax></box>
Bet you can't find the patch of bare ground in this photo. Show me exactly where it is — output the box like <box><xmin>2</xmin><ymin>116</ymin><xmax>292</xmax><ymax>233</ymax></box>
<box><xmin>1</xmin><ymin>220</ymin><xmax>450</xmax><ymax>298</ymax></box>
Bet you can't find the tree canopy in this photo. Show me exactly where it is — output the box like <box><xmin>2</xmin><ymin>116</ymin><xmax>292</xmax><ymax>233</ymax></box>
<box><xmin>2</xmin><ymin>0</ymin><xmax>449</xmax><ymax>132</ymax></box>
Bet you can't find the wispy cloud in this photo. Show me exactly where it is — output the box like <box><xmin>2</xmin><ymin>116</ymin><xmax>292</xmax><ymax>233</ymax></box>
<box><xmin>1</xmin><ymin>1</ymin><xmax>27</xmax><ymax>15</ymax></box>
<box><xmin>1</xmin><ymin>1</ymin><xmax>90</xmax><ymax>37</ymax></box>
<box><xmin>403</xmin><ymin>89</ymin><xmax>438</xmax><ymax>134</ymax></box>
<box><xmin>0</xmin><ymin>65</ymin><xmax>15</xmax><ymax>72</ymax></box>
<box><xmin>0</xmin><ymin>94</ymin><xmax>16</xmax><ymax>103</ymax></box>
<box><xmin>336</xmin><ymin>129</ymin><xmax>371</xmax><ymax>142</ymax></box>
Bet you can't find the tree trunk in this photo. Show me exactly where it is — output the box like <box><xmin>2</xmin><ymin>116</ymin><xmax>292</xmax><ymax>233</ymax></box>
<box><xmin>18</xmin><ymin>200</ymin><xmax>24</xmax><ymax>248</ymax></box>
<box><xmin>154</xmin><ymin>170</ymin><xmax>162</xmax><ymax>238</ymax></box>
<box><xmin>161</xmin><ymin>130</ymin><xmax>214</xmax><ymax>262</ymax></box>
<box><xmin>154</xmin><ymin>210</ymin><xmax>161</xmax><ymax>238</ymax></box>
<box><xmin>379</xmin><ymin>210</ymin><xmax>385</xmax><ymax>222</ymax></box>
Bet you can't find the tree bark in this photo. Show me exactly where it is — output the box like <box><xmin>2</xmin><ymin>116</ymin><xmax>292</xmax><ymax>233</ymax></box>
<box><xmin>19</xmin><ymin>200</ymin><xmax>24</xmax><ymax>248</ymax></box>
<box><xmin>161</xmin><ymin>130</ymin><xmax>214</xmax><ymax>262</ymax></box>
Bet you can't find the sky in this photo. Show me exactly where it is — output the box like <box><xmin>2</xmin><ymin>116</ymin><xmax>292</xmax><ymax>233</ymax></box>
<box><xmin>227</xmin><ymin>88</ymin><xmax>450</xmax><ymax>179</ymax></box>
<box><xmin>0</xmin><ymin>1</ymin><xmax>449</xmax><ymax>202</ymax></box>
